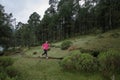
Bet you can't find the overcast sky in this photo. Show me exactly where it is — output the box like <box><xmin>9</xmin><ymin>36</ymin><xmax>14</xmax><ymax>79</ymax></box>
<box><xmin>0</xmin><ymin>0</ymin><xmax>50</xmax><ymax>23</ymax></box>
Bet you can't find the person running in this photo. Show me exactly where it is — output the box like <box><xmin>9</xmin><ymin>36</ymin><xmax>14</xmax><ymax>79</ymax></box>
<box><xmin>41</xmin><ymin>41</ymin><xmax>50</xmax><ymax>59</ymax></box>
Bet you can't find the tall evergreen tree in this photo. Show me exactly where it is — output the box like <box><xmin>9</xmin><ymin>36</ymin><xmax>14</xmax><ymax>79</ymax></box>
<box><xmin>27</xmin><ymin>12</ymin><xmax>41</xmax><ymax>46</ymax></box>
<box><xmin>0</xmin><ymin>4</ymin><xmax>13</xmax><ymax>49</ymax></box>
<box><xmin>14</xmin><ymin>0</ymin><xmax>120</xmax><ymax>46</ymax></box>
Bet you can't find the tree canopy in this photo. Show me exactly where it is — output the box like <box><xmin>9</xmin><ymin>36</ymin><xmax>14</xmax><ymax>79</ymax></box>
<box><xmin>0</xmin><ymin>0</ymin><xmax>120</xmax><ymax>47</ymax></box>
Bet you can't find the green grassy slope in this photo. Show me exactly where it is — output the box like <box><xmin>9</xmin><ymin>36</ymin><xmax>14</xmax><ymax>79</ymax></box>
<box><xmin>13</xmin><ymin>57</ymin><xmax>104</xmax><ymax>80</ymax></box>
<box><xmin>55</xmin><ymin>28</ymin><xmax>120</xmax><ymax>51</ymax></box>
<box><xmin>13</xmin><ymin>28</ymin><xmax>120</xmax><ymax>80</ymax></box>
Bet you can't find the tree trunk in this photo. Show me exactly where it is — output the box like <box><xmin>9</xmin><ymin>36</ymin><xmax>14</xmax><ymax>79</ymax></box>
<box><xmin>109</xmin><ymin>1</ymin><xmax>112</xmax><ymax>30</ymax></box>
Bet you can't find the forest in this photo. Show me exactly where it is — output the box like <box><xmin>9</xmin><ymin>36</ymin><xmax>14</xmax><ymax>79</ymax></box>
<box><xmin>0</xmin><ymin>0</ymin><xmax>120</xmax><ymax>80</ymax></box>
<box><xmin>0</xmin><ymin>0</ymin><xmax>120</xmax><ymax>49</ymax></box>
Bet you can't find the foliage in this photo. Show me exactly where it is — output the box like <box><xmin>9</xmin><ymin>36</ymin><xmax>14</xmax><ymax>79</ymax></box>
<box><xmin>61</xmin><ymin>40</ymin><xmax>73</xmax><ymax>50</ymax></box>
<box><xmin>0</xmin><ymin>56</ymin><xmax>20</xmax><ymax>80</ymax></box>
<box><xmin>80</xmin><ymin>48</ymin><xmax>100</xmax><ymax>57</ymax></box>
<box><xmin>0</xmin><ymin>4</ymin><xmax>13</xmax><ymax>49</ymax></box>
<box><xmin>6</xmin><ymin>66</ymin><xmax>19</xmax><ymax>78</ymax></box>
<box><xmin>0</xmin><ymin>71</ymin><xmax>8</xmax><ymax>80</ymax></box>
<box><xmin>110</xmin><ymin>32</ymin><xmax>120</xmax><ymax>38</ymax></box>
<box><xmin>97</xmin><ymin>34</ymin><xmax>104</xmax><ymax>39</ymax></box>
<box><xmin>0</xmin><ymin>56</ymin><xmax>14</xmax><ymax>67</ymax></box>
<box><xmin>98</xmin><ymin>50</ymin><xmax>120</xmax><ymax>78</ymax></box>
<box><xmin>60</xmin><ymin>51</ymin><xmax>98</xmax><ymax>72</ymax></box>
<box><xmin>9</xmin><ymin>0</ymin><xmax>120</xmax><ymax>47</ymax></box>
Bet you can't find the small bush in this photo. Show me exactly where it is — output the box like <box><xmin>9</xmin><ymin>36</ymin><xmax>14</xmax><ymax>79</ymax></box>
<box><xmin>76</xmin><ymin>54</ymin><xmax>98</xmax><ymax>72</ymax></box>
<box><xmin>0</xmin><ymin>57</ymin><xmax>20</xmax><ymax>80</ymax></box>
<box><xmin>61</xmin><ymin>41</ymin><xmax>73</xmax><ymax>50</ymax></box>
<box><xmin>80</xmin><ymin>48</ymin><xmax>100</xmax><ymax>57</ymax></box>
<box><xmin>92</xmin><ymin>28</ymin><xmax>102</xmax><ymax>34</ymax></box>
<box><xmin>60</xmin><ymin>50</ymin><xmax>80</xmax><ymax>70</ymax></box>
<box><xmin>0</xmin><ymin>72</ymin><xmax>8</xmax><ymax>80</ymax></box>
<box><xmin>98</xmin><ymin>50</ymin><xmax>120</xmax><ymax>78</ymax></box>
<box><xmin>5</xmin><ymin>77</ymin><xmax>17</xmax><ymax>80</ymax></box>
<box><xmin>0</xmin><ymin>72</ymin><xmax>17</xmax><ymax>80</ymax></box>
<box><xmin>61</xmin><ymin>56</ymin><xmax>74</xmax><ymax>70</ymax></box>
<box><xmin>110</xmin><ymin>32</ymin><xmax>120</xmax><ymax>38</ymax></box>
<box><xmin>60</xmin><ymin>51</ymin><xmax>98</xmax><ymax>72</ymax></box>
<box><xmin>0</xmin><ymin>57</ymin><xmax>14</xmax><ymax>68</ymax></box>
<box><xmin>0</xmin><ymin>51</ymin><xmax>4</xmax><ymax>56</ymax></box>
<box><xmin>33</xmin><ymin>52</ymin><xmax>37</xmax><ymax>55</ymax></box>
<box><xmin>97</xmin><ymin>34</ymin><xmax>104</xmax><ymax>38</ymax></box>
<box><xmin>6</xmin><ymin>66</ymin><xmax>19</xmax><ymax>78</ymax></box>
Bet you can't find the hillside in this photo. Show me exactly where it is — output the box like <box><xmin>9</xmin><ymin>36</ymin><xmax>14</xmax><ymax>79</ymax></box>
<box><xmin>54</xmin><ymin>28</ymin><xmax>120</xmax><ymax>52</ymax></box>
<box><xmin>11</xmin><ymin>28</ymin><xmax>120</xmax><ymax>80</ymax></box>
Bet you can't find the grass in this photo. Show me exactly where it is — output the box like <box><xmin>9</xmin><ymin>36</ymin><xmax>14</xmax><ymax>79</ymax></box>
<box><xmin>12</xmin><ymin>28</ymin><xmax>120</xmax><ymax>80</ymax></box>
<box><xmin>23</xmin><ymin>46</ymin><xmax>69</xmax><ymax>58</ymax></box>
<box><xmin>13</xmin><ymin>57</ymin><xmax>105</xmax><ymax>80</ymax></box>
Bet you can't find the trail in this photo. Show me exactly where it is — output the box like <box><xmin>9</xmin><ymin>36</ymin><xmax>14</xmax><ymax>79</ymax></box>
<box><xmin>25</xmin><ymin>56</ymin><xmax>63</xmax><ymax>60</ymax></box>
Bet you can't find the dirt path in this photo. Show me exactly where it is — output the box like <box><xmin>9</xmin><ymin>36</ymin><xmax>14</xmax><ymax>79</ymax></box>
<box><xmin>24</xmin><ymin>56</ymin><xmax>63</xmax><ymax>60</ymax></box>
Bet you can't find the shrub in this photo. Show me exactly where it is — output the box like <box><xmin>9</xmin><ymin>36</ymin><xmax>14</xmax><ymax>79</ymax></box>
<box><xmin>80</xmin><ymin>48</ymin><xmax>100</xmax><ymax>57</ymax></box>
<box><xmin>90</xmin><ymin>49</ymin><xmax>100</xmax><ymax>57</ymax></box>
<box><xmin>0</xmin><ymin>72</ymin><xmax>8</xmax><ymax>80</ymax></box>
<box><xmin>60</xmin><ymin>50</ymin><xmax>80</xmax><ymax>70</ymax></box>
<box><xmin>5</xmin><ymin>77</ymin><xmax>17</xmax><ymax>80</ymax></box>
<box><xmin>92</xmin><ymin>28</ymin><xmax>102</xmax><ymax>34</ymax></box>
<box><xmin>98</xmin><ymin>50</ymin><xmax>120</xmax><ymax>79</ymax></box>
<box><xmin>0</xmin><ymin>57</ymin><xmax>20</xmax><ymax>80</ymax></box>
<box><xmin>0</xmin><ymin>51</ymin><xmax>4</xmax><ymax>56</ymax></box>
<box><xmin>110</xmin><ymin>32</ymin><xmax>120</xmax><ymax>38</ymax></box>
<box><xmin>60</xmin><ymin>51</ymin><xmax>98</xmax><ymax>72</ymax></box>
<box><xmin>6</xmin><ymin>66</ymin><xmax>19</xmax><ymax>78</ymax></box>
<box><xmin>61</xmin><ymin>41</ymin><xmax>73</xmax><ymax>50</ymax></box>
<box><xmin>61</xmin><ymin>56</ymin><xmax>74</xmax><ymax>70</ymax></box>
<box><xmin>0</xmin><ymin>73</ymin><xmax>17</xmax><ymax>80</ymax></box>
<box><xmin>0</xmin><ymin>56</ymin><xmax>14</xmax><ymax>68</ymax></box>
<box><xmin>97</xmin><ymin>34</ymin><xmax>104</xmax><ymax>38</ymax></box>
<box><xmin>75</xmin><ymin>53</ymin><xmax>98</xmax><ymax>72</ymax></box>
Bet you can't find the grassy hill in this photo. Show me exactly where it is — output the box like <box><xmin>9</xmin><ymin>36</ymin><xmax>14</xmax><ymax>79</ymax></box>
<box><xmin>12</xmin><ymin>28</ymin><xmax>120</xmax><ymax>80</ymax></box>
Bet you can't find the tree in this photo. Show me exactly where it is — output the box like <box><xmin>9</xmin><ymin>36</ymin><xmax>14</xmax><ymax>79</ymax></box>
<box><xmin>27</xmin><ymin>12</ymin><xmax>41</xmax><ymax>46</ymax></box>
<box><xmin>57</xmin><ymin>0</ymin><xmax>75</xmax><ymax>38</ymax></box>
<box><xmin>0</xmin><ymin>4</ymin><xmax>13</xmax><ymax>49</ymax></box>
<box><xmin>14</xmin><ymin>0</ymin><xmax>120</xmax><ymax>47</ymax></box>
<box><xmin>95</xmin><ymin>0</ymin><xmax>120</xmax><ymax>32</ymax></box>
